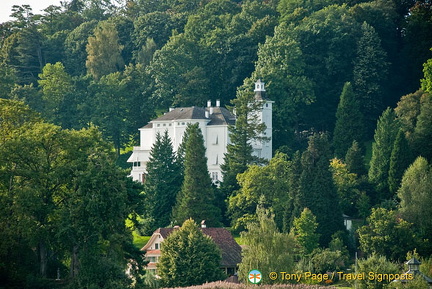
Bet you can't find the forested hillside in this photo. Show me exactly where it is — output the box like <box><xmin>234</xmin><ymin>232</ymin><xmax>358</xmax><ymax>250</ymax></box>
<box><xmin>1</xmin><ymin>0</ymin><xmax>432</xmax><ymax>288</ymax></box>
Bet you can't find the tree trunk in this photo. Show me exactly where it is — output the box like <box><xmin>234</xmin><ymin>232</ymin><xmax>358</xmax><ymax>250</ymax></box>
<box><xmin>70</xmin><ymin>245</ymin><xmax>80</xmax><ymax>279</ymax></box>
<box><xmin>39</xmin><ymin>242</ymin><xmax>47</xmax><ymax>278</ymax></box>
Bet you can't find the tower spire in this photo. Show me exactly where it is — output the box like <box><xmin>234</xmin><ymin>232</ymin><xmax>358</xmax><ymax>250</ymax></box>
<box><xmin>254</xmin><ymin>79</ymin><xmax>266</xmax><ymax>100</ymax></box>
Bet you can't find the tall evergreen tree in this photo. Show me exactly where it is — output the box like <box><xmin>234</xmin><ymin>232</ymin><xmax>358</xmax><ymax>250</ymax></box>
<box><xmin>388</xmin><ymin>129</ymin><xmax>413</xmax><ymax>194</ymax></box>
<box><xmin>333</xmin><ymin>82</ymin><xmax>365</xmax><ymax>158</ymax></box>
<box><xmin>353</xmin><ymin>22</ymin><xmax>389</xmax><ymax>137</ymax></box>
<box><xmin>412</xmin><ymin>93</ymin><xmax>432</xmax><ymax>161</ymax></box>
<box><xmin>298</xmin><ymin>133</ymin><xmax>344</xmax><ymax>246</ymax></box>
<box><xmin>345</xmin><ymin>140</ymin><xmax>367</xmax><ymax>176</ymax></box>
<box><xmin>368</xmin><ymin>108</ymin><xmax>400</xmax><ymax>202</ymax></box>
<box><xmin>220</xmin><ymin>86</ymin><xmax>267</xmax><ymax>224</ymax></box>
<box><xmin>144</xmin><ymin>131</ymin><xmax>182</xmax><ymax>232</ymax></box>
<box><xmin>86</xmin><ymin>21</ymin><xmax>124</xmax><ymax>80</ymax></box>
<box><xmin>291</xmin><ymin>208</ymin><xmax>320</xmax><ymax>255</ymax></box>
<box><xmin>172</xmin><ymin>123</ymin><xmax>221</xmax><ymax>227</ymax></box>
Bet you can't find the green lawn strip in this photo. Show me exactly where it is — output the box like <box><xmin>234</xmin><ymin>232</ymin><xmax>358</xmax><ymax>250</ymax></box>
<box><xmin>133</xmin><ymin>232</ymin><xmax>150</xmax><ymax>249</ymax></box>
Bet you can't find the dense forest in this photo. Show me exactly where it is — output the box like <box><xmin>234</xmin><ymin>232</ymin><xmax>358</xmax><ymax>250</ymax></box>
<box><xmin>1</xmin><ymin>0</ymin><xmax>432</xmax><ymax>288</ymax></box>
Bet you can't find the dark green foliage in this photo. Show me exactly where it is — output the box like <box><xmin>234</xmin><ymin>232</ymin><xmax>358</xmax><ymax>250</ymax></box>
<box><xmin>345</xmin><ymin>140</ymin><xmax>367</xmax><ymax>176</ymax></box>
<box><xmin>403</xmin><ymin>1</ymin><xmax>432</xmax><ymax>95</ymax></box>
<box><xmin>412</xmin><ymin>93</ymin><xmax>432</xmax><ymax>160</ymax></box>
<box><xmin>64</xmin><ymin>20</ymin><xmax>98</xmax><ymax>76</ymax></box>
<box><xmin>172</xmin><ymin>123</ymin><xmax>221</xmax><ymax>227</ymax></box>
<box><xmin>298</xmin><ymin>133</ymin><xmax>345</xmax><ymax>246</ymax></box>
<box><xmin>0</xmin><ymin>100</ymin><xmax>145</xmax><ymax>287</ymax></box>
<box><xmin>368</xmin><ymin>108</ymin><xmax>400</xmax><ymax>202</ymax></box>
<box><xmin>220</xmin><ymin>87</ymin><xmax>267</xmax><ymax>214</ymax></box>
<box><xmin>352</xmin><ymin>22</ymin><xmax>389</xmax><ymax>137</ymax></box>
<box><xmin>388</xmin><ymin>129</ymin><xmax>413</xmax><ymax>193</ymax></box>
<box><xmin>133</xmin><ymin>11</ymin><xmax>186</xmax><ymax>50</ymax></box>
<box><xmin>0</xmin><ymin>63</ymin><xmax>18</xmax><ymax>98</ymax></box>
<box><xmin>333</xmin><ymin>82</ymin><xmax>366</xmax><ymax>158</ymax></box>
<box><xmin>158</xmin><ymin>219</ymin><xmax>225</xmax><ymax>288</ymax></box>
<box><xmin>144</xmin><ymin>131</ymin><xmax>182</xmax><ymax>232</ymax></box>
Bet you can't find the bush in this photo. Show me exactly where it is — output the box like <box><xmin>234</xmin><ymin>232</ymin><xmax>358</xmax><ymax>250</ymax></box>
<box><xmin>350</xmin><ymin>254</ymin><xmax>400</xmax><ymax>289</ymax></box>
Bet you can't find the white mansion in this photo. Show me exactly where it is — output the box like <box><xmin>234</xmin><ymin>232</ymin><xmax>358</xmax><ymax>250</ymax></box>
<box><xmin>127</xmin><ymin>80</ymin><xmax>273</xmax><ymax>183</ymax></box>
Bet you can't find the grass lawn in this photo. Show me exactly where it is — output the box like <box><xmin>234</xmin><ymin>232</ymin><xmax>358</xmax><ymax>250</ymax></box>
<box><xmin>133</xmin><ymin>232</ymin><xmax>150</xmax><ymax>249</ymax></box>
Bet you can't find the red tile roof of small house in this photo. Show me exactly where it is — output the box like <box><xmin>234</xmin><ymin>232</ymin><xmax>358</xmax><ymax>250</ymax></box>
<box><xmin>142</xmin><ymin>227</ymin><xmax>242</xmax><ymax>268</ymax></box>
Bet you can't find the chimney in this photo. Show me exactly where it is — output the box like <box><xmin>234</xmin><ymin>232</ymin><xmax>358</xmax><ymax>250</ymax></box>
<box><xmin>201</xmin><ymin>220</ymin><xmax>206</xmax><ymax>228</ymax></box>
<box><xmin>216</xmin><ymin>99</ymin><xmax>220</xmax><ymax>107</ymax></box>
<box><xmin>207</xmin><ymin>100</ymin><xmax>211</xmax><ymax>107</ymax></box>
<box><xmin>169</xmin><ymin>107</ymin><xmax>174</xmax><ymax>112</ymax></box>
<box><xmin>205</xmin><ymin>110</ymin><xmax>209</xmax><ymax>118</ymax></box>
<box><xmin>174</xmin><ymin>225</ymin><xmax>180</xmax><ymax>229</ymax></box>
<box><xmin>210</xmin><ymin>107</ymin><xmax>214</xmax><ymax>115</ymax></box>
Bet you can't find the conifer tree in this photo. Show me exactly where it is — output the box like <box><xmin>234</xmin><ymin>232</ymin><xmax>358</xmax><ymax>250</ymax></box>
<box><xmin>345</xmin><ymin>140</ymin><xmax>367</xmax><ymax>176</ymax></box>
<box><xmin>291</xmin><ymin>208</ymin><xmax>320</xmax><ymax>255</ymax></box>
<box><xmin>298</xmin><ymin>133</ymin><xmax>344</xmax><ymax>246</ymax></box>
<box><xmin>220</xmin><ymin>86</ymin><xmax>267</xmax><ymax>224</ymax></box>
<box><xmin>388</xmin><ymin>129</ymin><xmax>413</xmax><ymax>194</ymax></box>
<box><xmin>368</xmin><ymin>108</ymin><xmax>400</xmax><ymax>202</ymax></box>
<box><xmin>144</xmin><ymin>130</ymin><xmax>182</xmax><ymax>232</ymax></box>
<box><xmin>353</xmin><ymin>22</ymin><xmax>389</xmax><ymax>137</ymax></box>
<box><xmin>412</xmin><ymin>94</ymin><xmax>432</xmax><ymax>160</ymax></box>
<box><xmin>333</xmin><ymin>82</ymin><xmax>365</xmax><ymax>158</ymax></box>
<box><xmin>172</xmin><ymin>123</ymin><xmax>221</xmax><ymax>227</ymax></box>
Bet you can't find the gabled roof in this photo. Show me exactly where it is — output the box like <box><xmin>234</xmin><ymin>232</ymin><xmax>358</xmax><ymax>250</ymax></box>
<box><xmin>141</xmin><ymin>106</ymin><xmax>235</xmax><ymax>128</ymax></box>
<box><xmin>142</xmin><ymin>227</ymin><xmax>242</xmax><ymax>268</ymax></box>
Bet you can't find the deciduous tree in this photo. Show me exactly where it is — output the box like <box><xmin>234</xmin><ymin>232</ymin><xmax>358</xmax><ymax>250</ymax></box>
<box><xmin>158</xmin><ymin>219</ymin><xmax>224</xmax><ymax>287</ymax></box>
<box><xmin>239</xmin><ymin>206</ymin><xmax>296</xmax><ymax>284</ymax></box>
<box><xmin>86</xmin><ymin>21</ymin><xmax>124</xmax><ymax>79</ymax></box>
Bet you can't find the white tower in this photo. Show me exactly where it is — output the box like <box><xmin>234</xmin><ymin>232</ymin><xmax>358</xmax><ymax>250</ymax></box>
<box><xmin>252</xmin><ymin>79</ymin><xmax>273</xmax><ymax>160</ymax></box>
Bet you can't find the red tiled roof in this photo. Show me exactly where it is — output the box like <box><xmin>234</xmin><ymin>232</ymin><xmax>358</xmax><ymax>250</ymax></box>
<box><xmin>146</xmin><ymin>249</ymin><xmax>161</xmax><ymax>255</ymax></box>
<box><xmin>150</xmin><ymin>227</ymin><xmax>242</xmax><ymax>268</ymax></box>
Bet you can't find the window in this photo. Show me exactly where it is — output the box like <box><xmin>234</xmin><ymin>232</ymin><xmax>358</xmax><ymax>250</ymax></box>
<box><xmin>155</xmin><ymin>243</ymin><xmax>159</xmax><ymax>249</ymax></box>
<box><xmin>163</xmin><ymin>123</ymin><xmax>166</xmax><ymax>126</ymax></box>
<box><xmin>157</xmin><ymin>124</ymin><xmax>160</xmax><ymax>127</ymax></box>
<box><xmin>133</xmin><ymin>162</ymin><xmax>141</xmax><ymax>167</ymax></box>
<box><xmin>212</xmin><ymin>172</ymin><xmax>218</xmax><ymax>181</ymax></box>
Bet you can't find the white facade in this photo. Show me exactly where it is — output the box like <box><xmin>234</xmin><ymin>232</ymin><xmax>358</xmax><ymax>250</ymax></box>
<box><xmin>127</xmin><ymin>80</ymin><xmax>273</xmax><ymax>183</ymax></box>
